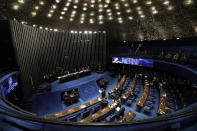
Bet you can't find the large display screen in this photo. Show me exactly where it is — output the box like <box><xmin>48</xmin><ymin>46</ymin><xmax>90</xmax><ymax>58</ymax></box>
<box><xmin>0</xmin><ymin>74</ymin><xmax>18</xmax><ymax>99</ymax></box>
<box><xmin>112</xmin><ymin>57</ymin><xmax>154</xmax><ymax>68</ymax></box>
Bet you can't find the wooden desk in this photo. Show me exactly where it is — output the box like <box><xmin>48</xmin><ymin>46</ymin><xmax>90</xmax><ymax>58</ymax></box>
<box><xmin>157</xmin><ymin>88</ymin><xmax>167</xmax><ymax>115</ymax></box>
<box><xmin>109</xmin><ymin>75</ymin><xmax>126</xmax><ymax>94</ymax></box>
<box><xmin>44</xmin><ymin>97</ymin><xmax>103</xmax><ymax>120</ymax></box>
<box><xmin>80</xmin><ymin>102</ymin><xmax>119</xmax><ymax>122</ymax></box>
<box><xmin>118</xmin><ymin>111</ymin><xmax>136</xmax><ymax>122</ymax></box>
<box><xmin>121</xmin><ymin>78</ymin><xmax>136</xmax><ymax>100</ymax></box>
<box><xmin>58</xmin><ymin>69</ymin><xmax>91</xmax><ymax>83</ymax></box>
<box><xmin>136</xmin><ymin>84</ymin><xmax>149</xmax><ymax>108</ymax></box>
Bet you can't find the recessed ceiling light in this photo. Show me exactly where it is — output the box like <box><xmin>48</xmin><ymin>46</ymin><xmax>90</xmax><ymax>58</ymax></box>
<box><xmin>39</xmin><ymin>1</ymin><xmax>44</xmax><ymax>5</ymax></box>
<box><xmin>12</xmin><ymin>4</ymin><xmax>20</xmax><ymax>10</ymax></box>
<box><xmin>18</xmin><ymin>0</ymin><xmax>24</xmax><ymax>4</ymax></box>
<box><xmin>31</xmin><ymin>12</ymin><xmax>37</xmax><ymax>16</ymax></box>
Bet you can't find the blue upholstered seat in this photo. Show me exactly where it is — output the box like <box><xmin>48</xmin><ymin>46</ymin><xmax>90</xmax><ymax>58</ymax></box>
<box><xmin>81</xmin><ymin>110</ymin><xmax>90</xmax><ymax>118</ymax></box>
<box><xmin>91</xmin><ymin>105</ymin><xmax>100</xmax><ymax>114</ymax></box>
<box><xmin>143</xmin><ymin>106</ymin><xmax>151</xmax><ymax>114</ymax></box>
<box><xmin>126</xmin><ymin>99</ymin><xmax>132</xmax><ymax>106</ymax></box>
<box><xmin>68</xmin><ymin>115</ymin><xmax>78</xmax><ymax>122</ymax></box>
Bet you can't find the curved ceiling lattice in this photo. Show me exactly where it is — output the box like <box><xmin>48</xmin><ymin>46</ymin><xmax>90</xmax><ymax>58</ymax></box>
<box><xmin>5</xmin><ymin>0</ymin><xmax>197</xmax><ymax>41</ymax></box>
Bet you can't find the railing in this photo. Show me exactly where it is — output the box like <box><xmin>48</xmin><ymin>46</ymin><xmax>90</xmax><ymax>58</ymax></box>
<box><xmin>0</xmin><ymin>68</ymin><xmax>197</xmax><ymax>130</ymax></box>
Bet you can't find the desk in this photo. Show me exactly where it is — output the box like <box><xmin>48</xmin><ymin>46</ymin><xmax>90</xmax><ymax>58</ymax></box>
<box><xmin>64</xmin><ymin>93</ymin><xmax>80</xmax><ymax>105</ymax></box>
<box><xmin>118</xmin><ymin>111</ymin><xmax>136</xmax><ymax>122</ymax></box>
<box><xmin>80</xmin><ymin>102</ymin><xmax>119</xmax><ymax>122</ymax></box>
<box><xmin>121</xmin><ymin>78</ymin><xmax>136</xmax><ymax>100</ymax></box>
<box><xmin>45</xmin><ymin>97</ymin><xmax>103</xmax><ymax>120</ymax></box>
<box><xmin>58</xmin><ymin>69</ymin><xmax>91</xmax><ymax>83</ymax></box>
<box><xmin>157</xmin><ymin>88</ymin><xmax>167</xmax><ymax>115</ymax></box>
<box><xmin>109</xmin><ymin>75</ymin><xmax>126</xmax><ymax>94</ymax></box>
<box><xmin>136</xmin><ymin>84</ymin><xmax>149</xmax><ymax>108</ymax></box>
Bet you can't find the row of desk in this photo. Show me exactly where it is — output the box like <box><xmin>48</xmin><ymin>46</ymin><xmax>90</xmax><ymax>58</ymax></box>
<box><xmin>136</xmin><ymin>83</ymin><xmax>149</xmax><ymax>108</ymax></box>
<box><xmin>157</xmin><ymin>88</ymin><xmax>167</xmax><ymax>115</ymax></box>
<box><xmin>118</xmin><ymin>111</ymin><xmax>136</xmax><ymax>122</ymax></box>
<box><xmin>44</xmin><ymin>97</ymin><xmax>103</xmax><ymax>120</ymax></box>
<box><xmin>108</xmin><ymin>75</ymin><xmax>126</xmax><ymax>95</ymax></box>
<box><xmin>58</xmin><ymin>69</ymin><xmax>91</xmax><ymax>83</ymax></box>
<box><xmin>80</xmin><ymin>102</ymin><xmax>119</xmax><ymax>122</ymax></box>
<box><xmin>80</xmin><ymin>77</ymin><xmax>137</xmax><ymax>123</ymax></box>
<box><xmin>121</xmin><ymin>78</ymin><xmax>136</xmax><ymax>101</ymax></box>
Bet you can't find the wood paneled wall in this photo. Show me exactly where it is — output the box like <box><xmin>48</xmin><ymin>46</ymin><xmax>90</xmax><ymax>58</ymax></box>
<box><xmin>9</xmin><ymin>20</ymin><xmax>106</xmax><ymax>96</ymax></box>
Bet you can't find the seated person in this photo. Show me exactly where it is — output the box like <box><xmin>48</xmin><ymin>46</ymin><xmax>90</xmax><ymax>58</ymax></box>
<box><xmin>173</xmin><ymin>53</ymin><xmax>179</xmax><ymax>62</ymax></box>
<box><xmin>179</xmin><ymin>53</ymin><xmax>187</xmax><ymax>64</ymax></box>
<box><xmin>165</xmin><ymin>53</ymin><xmax>172</xmax><ymax>60</ymax></box>
<box><xmin>158</xmin><ymin>51</ymin><xmax>164</xmax><ymax>59</ymax></box>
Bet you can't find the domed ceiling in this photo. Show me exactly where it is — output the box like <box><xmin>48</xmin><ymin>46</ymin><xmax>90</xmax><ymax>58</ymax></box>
<box><xmin>4</xmin><ymin>0</ymin><xmax>197</xmax><ymax>41</ymax></box>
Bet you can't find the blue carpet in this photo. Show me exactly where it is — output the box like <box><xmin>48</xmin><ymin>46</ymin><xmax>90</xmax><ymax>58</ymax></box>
<box><xmin>32</xmin><ymin>73</ymin><xmax>161</xmax><ymax>121</ymax></box>
<box><xmin>32</xmin><ymin>92</ymin><xmax>62</xmax><ymax>116</ymax></box>
<box><xmin>32</xmin><ymin>72</ymin><xmax>113</xmax><ymax>117</ymax></box>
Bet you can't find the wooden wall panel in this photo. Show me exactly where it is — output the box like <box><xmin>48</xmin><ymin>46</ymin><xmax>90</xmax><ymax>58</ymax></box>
<box><xmin>10</xmin><ymin>20</ymin><xmax>107</xmax><ymax>97</ymax></box>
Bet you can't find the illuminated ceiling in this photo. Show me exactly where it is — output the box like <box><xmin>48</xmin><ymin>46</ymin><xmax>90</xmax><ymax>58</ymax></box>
<box><xmin>5</xmin><ymin>0</ymin><xmax>197</xmax><ymax>41</ymax></box>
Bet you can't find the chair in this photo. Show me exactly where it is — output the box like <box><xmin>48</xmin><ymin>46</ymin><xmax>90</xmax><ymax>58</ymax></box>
<box><xmin>92</xmin><ymin>105</ymin><xmax>100</xmax><ymax>114</ymax></box>
<box><xmin>68</xmin><ymin>115</ymin><xmax>78</xmax><ymax>122</ymax></box>
<box><xmin>149</xmin><ymin>92</ymin><xmax>154</xmax><ymax>97</ymax></box>
<box><xmin>167</xmin><ymin>102</ymin><xmax>176</xmax><ymax>109</ymax></box>
<box><xmin>110</xmin><ymin>114</ymin><xmax>116</xmax><ymax>121</ymax></box>
<box><xmin>126</xmin><ymin>99</ymin><xmax>132</xmax><ymax>106</ymax></box>
<box><xmin>101</xmin><ymin>100</ymin><xmax>108</xmax><ymax>108</ymax></box>
<box><xmin>119</xmin><ymin>107</ymin><xmax>125</xmax><ymax>116</ymax></box>
<box><xmin>146</xmin><ymin>101</ymin><xmax>153</xmax><ymax>108</ymax></box>
<box><xmin>143</xmin><ymin>106</ymin><xmax>151</xmax><ymax>114</ymax></box>
<box><xmin>81</xmin><ymin>110</ymin><xmax>90</xmax><ymax>118</ymax></box>
<box><xmin>128</xmin><ymin>97</ymin><xmax>135</xmax><ymax>102</ymax></box>
<box><xmin>106</xmin><ymin>113</ymin><xmax>116</xmax><ymax>122</ymax></box>
<box><xmin>148</xmin><ymin>96</ymin><xmax>154</xmax><ymax>102</ymax></box>
<box><xmin>105</xmin><ymin>115</ymin><xmax>112</xmax><ymax>122</ymax></box>
<box><xmin>146</xmin><ymin>101</ymin><xmax>153</xmax><ymax>105</ymax></box>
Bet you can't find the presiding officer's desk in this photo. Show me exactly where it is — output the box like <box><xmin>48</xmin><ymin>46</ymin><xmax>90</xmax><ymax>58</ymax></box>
<box><xmin>45</xmin><ymin>97</ymin><xmax>103</xmax><ymax>120</ymax></box>
<box><xmin>58</xmin><ymin>69</ymin><xmax>91</xmax><ymax>83</ymax></box>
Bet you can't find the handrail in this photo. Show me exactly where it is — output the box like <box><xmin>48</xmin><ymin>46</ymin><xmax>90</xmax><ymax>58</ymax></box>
<box><xmin>0</xmin><ymin>100</ymin><xmax>197</xmax><ymax>126</ymax></box>
<box><xmin>0</xmin><ymin>95</ymin><xmax>36</xmax><ymax>116</ymax></box>
<box><xmin>0</xmin><ymin>70</ymin><xmax>36</xmax><ymax>116</ymax></box>
<box><xmin>0</xmin><ymin>69</ymin><xmax>197</xmax><ymax>127</ymax></box>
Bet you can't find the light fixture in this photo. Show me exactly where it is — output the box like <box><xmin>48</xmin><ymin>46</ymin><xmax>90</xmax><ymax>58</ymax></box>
<box><xmin>39</xmin><ymin>1</ymin><xmax>44</xmax><ymax>5</ymax></box>
<box><xmin>31</xmin><ymin>12</ymin><xmax>37</xmax><ymax>16</ymax></box>
<box><xmin>12</xmin><ymin>4</ymin><xmax>20</xmax><ymax>10</ymax></box>
<box><xmin>18</xmin><ymin>0</ymin><xmax>24</xmax><ymax>4</ymax></box>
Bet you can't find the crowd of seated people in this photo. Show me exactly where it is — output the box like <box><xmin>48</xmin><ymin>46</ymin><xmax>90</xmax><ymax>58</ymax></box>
<box><xmin>43</xmin><ymin>66</ymin><xmax>91</xmax><ymax>83</ymax></box>
<box><xmin>112</xmin><ymin>65</ymin><xmax>197</xmax><ymax>115</ymax></box>
<box><xmin>157</xmin><ymin>51</ymin><xmax>188</xmax><ymax>64</ymax></box>
<box><xmin>58</xmin><ymin>66</ymin><xmax>91</xmax><ymax>83</ymax></box>
<box><xmin>43</xmin><ymin>64</ymin><xmax>197</xmax><ymax>122</ymax></box>
<box><xmin>121</xmin><ymin>45</ymin><xmax>197</xmax><ymax>69</ymax></box>
<box><xmin>62</xmin><ymin>89</ymin><xmax>80</xmax><ymax>105</ymax></box>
